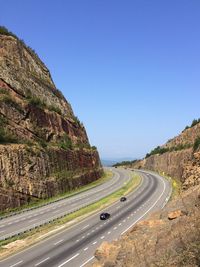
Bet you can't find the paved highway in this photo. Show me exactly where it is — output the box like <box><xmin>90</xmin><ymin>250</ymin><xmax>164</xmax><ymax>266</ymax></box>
<box><xmin>0</xmin><ymin>169</ymin><xmax>171</xmax><ymax>267</ymax></box>
<box><xmin>0</xmin><ymin>168</ymin><xmax>131</xmax><ymax>241</ymax></box>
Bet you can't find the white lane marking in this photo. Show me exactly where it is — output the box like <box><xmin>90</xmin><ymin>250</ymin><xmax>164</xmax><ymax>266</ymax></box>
<box><xmin>76</xmin><ymin>239</ymin><xmax>80</xmax><ymax>242</ymax></box>
<box><xmin>93</xmin><ymin>241</ymin><xmax>97</xmax><ymax>245</ymax></box>
<box><xmin>58</xmin><ymin>253</ymin><xmax>79</xmax><ymax>267</ymax></box>
<box><xmin>35</xmin><ymin>257</ymin><xmax>50</xmax><ymax>266</ymax></box>
<box><xmin>82</xmin><ymin>224</ymin><xmax>90</xmax><ymax>230</ymax></box>
<box><xmin>54</xmin><ymin>239</ymin><xmax>64</xmax><ymax>245</ymax></box>
<box><xmin>9</xmin><ymin>261</ymin><xmax>23</xmax><ymax>267</ymax></box>
<box><xmin>82</xmin><ymin>235</ymin><xmax>85</xmax><ymax>239</ymax></box>
<box><xmin>84</xmin><ymin>247</ymin><xmax>88</xmax><ymax>251</ymax></box>
<box><xmin>79</xmin><ymin>256</ymin><xmax>95</xmax><ymax>267</ymax></box>
<box><xmin>101</xmin><ymin>236</ymin><xmax>105</xmax><ymax>239</ymax></box>
<box><xmin>0</xmin><ymin>225</ymin><xmax>5</xmax><ymax>228</ymax></box>
<box><xmin>107</xmin><ymin>231</ymin><xmax>111</xmax><ymax>235</ymax></box>
<box><xmin>114</xmin><ymin>227</ymin><xmax>117</xmax><ymax>230</ymax></box>
<box><xmin>118</xmin><ymin>223</ymin><xmax>122</xmax><ymax>226</ymax></box>
<box><xmin>121</xmin><ymin>175</ymin><xmax>166</xmax><ymax>235</ymax></box>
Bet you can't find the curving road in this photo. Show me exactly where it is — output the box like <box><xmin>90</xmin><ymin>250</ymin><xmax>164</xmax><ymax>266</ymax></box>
<box><xmin>0</xmin><ymin>168</ymin><xmax>171</xmax><ymax>267</ymax></box>
<box><xmin>0</xmin><ymin>168</ymin><xmax>131</xmax><ymax>241</ymax></box>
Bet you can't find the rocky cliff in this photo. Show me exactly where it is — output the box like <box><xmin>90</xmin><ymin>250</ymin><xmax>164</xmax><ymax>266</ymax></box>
<box><xmin>133</xmin><ymin>122</ymin><xmax>200</xmax><ymax>189</ymax></box>
<box><xmin>0</xmin><ymin>27</ymin><xmax>102</xmax><ymax>211</ymax></box>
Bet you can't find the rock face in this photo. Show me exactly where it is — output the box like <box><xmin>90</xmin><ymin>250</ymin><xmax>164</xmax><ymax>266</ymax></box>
<box><xmin>0</xmin><ymin>30</ymin><xmax>102</xmax><ymax>211</ymax></box>
<box><xmin>92</xmin><ymin>185</ymin><xmax>200</xmax><ymax>267</ymax></box>
<box><xmin>133</xmin><ymin>123</ymin><xmax>200</xmax><ymax>189</ymax></box>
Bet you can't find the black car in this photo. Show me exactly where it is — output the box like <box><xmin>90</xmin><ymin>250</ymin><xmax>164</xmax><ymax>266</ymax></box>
<box><xmin>120</xmin><ymin>197</ymin><xmax>127</xmax><ymax>202</ymax></box>
<box><xmin>100</xmin><ymin>212</ymin><xmax>110</xmax><ymax>220</ymax></box>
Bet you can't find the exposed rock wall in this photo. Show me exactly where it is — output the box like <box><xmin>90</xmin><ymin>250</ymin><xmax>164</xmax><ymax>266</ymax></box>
<box><xmin>0</xmin><ymin>31</ymin><xmax>102</xmax><ymax>211</ymax></box>
<box><xmin>133</xmin><ymin>123</ymin><xmax>200</xmax><ymax>188</ymax></box>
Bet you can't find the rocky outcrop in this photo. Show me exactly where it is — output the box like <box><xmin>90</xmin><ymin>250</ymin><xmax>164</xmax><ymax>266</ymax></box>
<box><xmin>0</xmin><ymin>29</ymin><xmax>102</xmax><ymax>211</ymax></box>
<box><xmin>92</xmin><ymin>185</ymin><xmax>200</xmax><ymax>267</ymax></box>
<box><xmin>132</xmin><ymin>123</ymin><xmax>200</xmax><ymax>189</ymax></box>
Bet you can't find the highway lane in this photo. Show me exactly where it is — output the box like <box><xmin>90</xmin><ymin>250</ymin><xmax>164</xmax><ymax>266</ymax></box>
<box><xmin>0</xmin><ymin>168</ymin><xmax>131</xmax><ymax>241</ymax></box>
<box><xmin>0</xmin><ymin>169</ymin><xmax>171</xmax><ymax>267</ymax></box>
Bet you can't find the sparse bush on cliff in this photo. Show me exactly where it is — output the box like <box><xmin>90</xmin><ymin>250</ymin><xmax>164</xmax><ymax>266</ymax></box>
<box><xmin>146</xmin><ymin>146</ymin><xmax>169</xmax><ymax>158</ymax></box>
<box><xmin>0</xmin><ymin>26</ymin><xmax>17</xmax><ymax>38</ymax></box>
<box><xmin>27</xmin><ymin>95</ymin><xmax>47</xmax><ymax>109</ymax></box>
<box><xmin>191</xmin><ymin>118</ymin><xmax>200</xmax><ymax>127</ymax></box>
<box><xmin>193</xmin><ymin>137</ymin><xmax>200</xmax><ymax>151</ymax></box>
<box><xmin>0</xmin><ymin>128</ymin><xmax>18</xmax><ymax>144</ymax></box>
<box><xmin>0</xmin><ymin>88</ymin><xmax>9</xmax><ymax>95</ymax></box>
<box><xmin>184</xmin><ymin>118</ymin><xmax>200</xmax><ymax>131</ymax></box>
<box><xmin>59</xmin><ymin>134</ymin><xmax>72</xmax><ymax>150</ymax></box>
<box><xmin>48</xmin><ymin>105</ymin><xmax>62</xmax><ymax>115</ymax></box>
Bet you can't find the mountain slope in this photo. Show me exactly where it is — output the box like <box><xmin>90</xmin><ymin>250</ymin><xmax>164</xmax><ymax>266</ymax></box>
<box><xmin>0</xmin><ymin>27</ymin><xmax>102</xmax><ymax>211</ymax></box>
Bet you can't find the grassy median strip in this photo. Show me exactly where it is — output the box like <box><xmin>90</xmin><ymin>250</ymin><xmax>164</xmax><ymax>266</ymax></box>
<box><xmin>0</xmin><ymin>172</ymin><xmax>141</xmax><ymax>259</ymax></box>
<box><xmin>0</xmin><ymin>170</ymin><xmax>113</xmax><ymax>218</ymax></box>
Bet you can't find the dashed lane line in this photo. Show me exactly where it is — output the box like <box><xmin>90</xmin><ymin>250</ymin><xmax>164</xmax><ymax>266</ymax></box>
<box><xmin>9</xmin><ymin>261</ymin><xmax>23</xmax><ymax>267</ymax></box>
<box><xmin>58</xmin><ymin>253</ymin><xmax>79</xmax><ymax>267</ymax></box>
<box><xmin>35</xmin><ymin>257</ymin><xmax>50</xmax><ymax>266</ymax></box>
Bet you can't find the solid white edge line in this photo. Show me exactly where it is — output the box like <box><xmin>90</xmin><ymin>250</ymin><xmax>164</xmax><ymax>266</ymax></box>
<box><xmin>79</xmin><ymin>256</ymin><xmax>95</xmax><ymax>267</ymax></box>
<box><xmin>58</xmin><ymin>253</ymin><xmax>79</xmax><ymax>267</ymax></box>
<box><xmin>121</xmin><ymin>176</ymin><xmax>166</xmax><ymax>235</ymax></box>
<box><xmin>9</xmin><ymin>261</ymin><xmax>23</xmax><ymax>267</ymax></box>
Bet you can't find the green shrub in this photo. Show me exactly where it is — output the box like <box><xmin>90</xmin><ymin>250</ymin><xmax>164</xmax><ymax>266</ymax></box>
<box><xmin>38</xmin><ymin>139</ymin><xmax>47</xmax><ymax>148</ymax></box>
<box><xmin>191</xmin><ymin>119</ymin><xmax>200</xmax><ymax>127</ymax></box>
<box><xmin>59</xmin><ymin>134</ymin><xmax>72</xmax><ymax>150</ymax></box>
<box><xmin>48</xmin><ymin>105</ymin><xmax>62</xmax><ymax>115</ymax></box>
<box><xmin>0</xmin><ymin>88</ymin><xmax>9</xmax><ymax>95</ymax></box>
<box><xmin>193</xmin><ymin>137</ymin><xmax>200</xmax><ymax>151</ymax></box>
<box><xmin>28</xmin><ymin>96</ymin><xmax>47</xmax><ymax>109</ymax></box>
<box><xmin>0</xmin><ymin>128</ymin><xmax>18</xmax><ymax>144</ymax></box>
<box><xmin>0</xmin><ymin>26</ymin><xmax>17</xmax><ymax>38</ymax></box>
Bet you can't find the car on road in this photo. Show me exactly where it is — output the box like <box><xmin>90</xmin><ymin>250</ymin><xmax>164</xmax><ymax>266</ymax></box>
<box><xmin>100</xmin><ymin>212</ymin><xmax>110</xmax><ymax>220</ymax></box>
<box><xmin>120</xmin><ymin>197</ymin><xmax>127</xmax><ymax>202</ymax></box>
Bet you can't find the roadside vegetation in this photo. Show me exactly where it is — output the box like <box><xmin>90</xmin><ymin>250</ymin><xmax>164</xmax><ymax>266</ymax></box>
<box><xmin>113</xmin><ymin>160</ymin><xmax>138</xmax><ymax>167</ymax></box>
<box><xmin>145</xmin><ymin>143</ymin><xmax>192</xmax><ymax>158</ymax></box>
<box><xmin>0</xmin><ymin>172</ymin><xmax>141</xmax><ymax>258</ymax></box>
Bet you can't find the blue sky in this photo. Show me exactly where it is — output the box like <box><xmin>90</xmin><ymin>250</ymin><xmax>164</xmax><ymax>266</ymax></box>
<box><xmin>1</xmin><ymin>0</ymin><xmax>200</xmax><ymax>159</ymax></box>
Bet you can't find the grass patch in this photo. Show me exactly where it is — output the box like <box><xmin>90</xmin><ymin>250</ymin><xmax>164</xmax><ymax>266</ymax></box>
<box><xmin>0</xmin><ymin>170</ymin><xmax>112</xmax><ymax>218</ymax></box>
<box><xmin>0</xmin><ymin>171</ymin><xmax>141</xmax><ymax>258</ymax></box>
<box><xmin>158</xmin><ymin>171</ymin><xmax>182</xmax><ymax>200</ymax></box>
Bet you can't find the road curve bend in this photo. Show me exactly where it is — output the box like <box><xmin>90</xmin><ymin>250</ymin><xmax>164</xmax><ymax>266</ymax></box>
<box><xmin>0</xmin><ymin>169</ymin><xmax>171</xmax><ymax>267</ymax></box>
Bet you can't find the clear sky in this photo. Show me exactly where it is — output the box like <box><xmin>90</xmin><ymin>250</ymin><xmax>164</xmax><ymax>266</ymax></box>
<box><xmin>0</xmin><ymin>0</ymin><xmax>200</xmax><ymax>160</ymax></box>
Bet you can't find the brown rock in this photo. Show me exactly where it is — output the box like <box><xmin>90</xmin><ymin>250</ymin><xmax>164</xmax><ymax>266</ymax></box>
<box><xmin>0</xmin><ymin>30</ymin><xmax>102</xmax><ymax>211</ymax></box>
<box><xmin>168</xmin><ymin>210</ymin><xmax>185</xmax><ymax>220</ymax></box>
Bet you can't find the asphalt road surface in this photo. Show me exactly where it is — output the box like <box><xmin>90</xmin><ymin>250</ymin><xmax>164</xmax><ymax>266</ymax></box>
<box><xmin>0</xmin><ymin>168</ymin><xmax>130</xmax><ymax>241</ymax></box>
<box><xmin>0</xmin><ymin>169</ymin><xmax>171</xmax><ymax>267</ymax></box>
